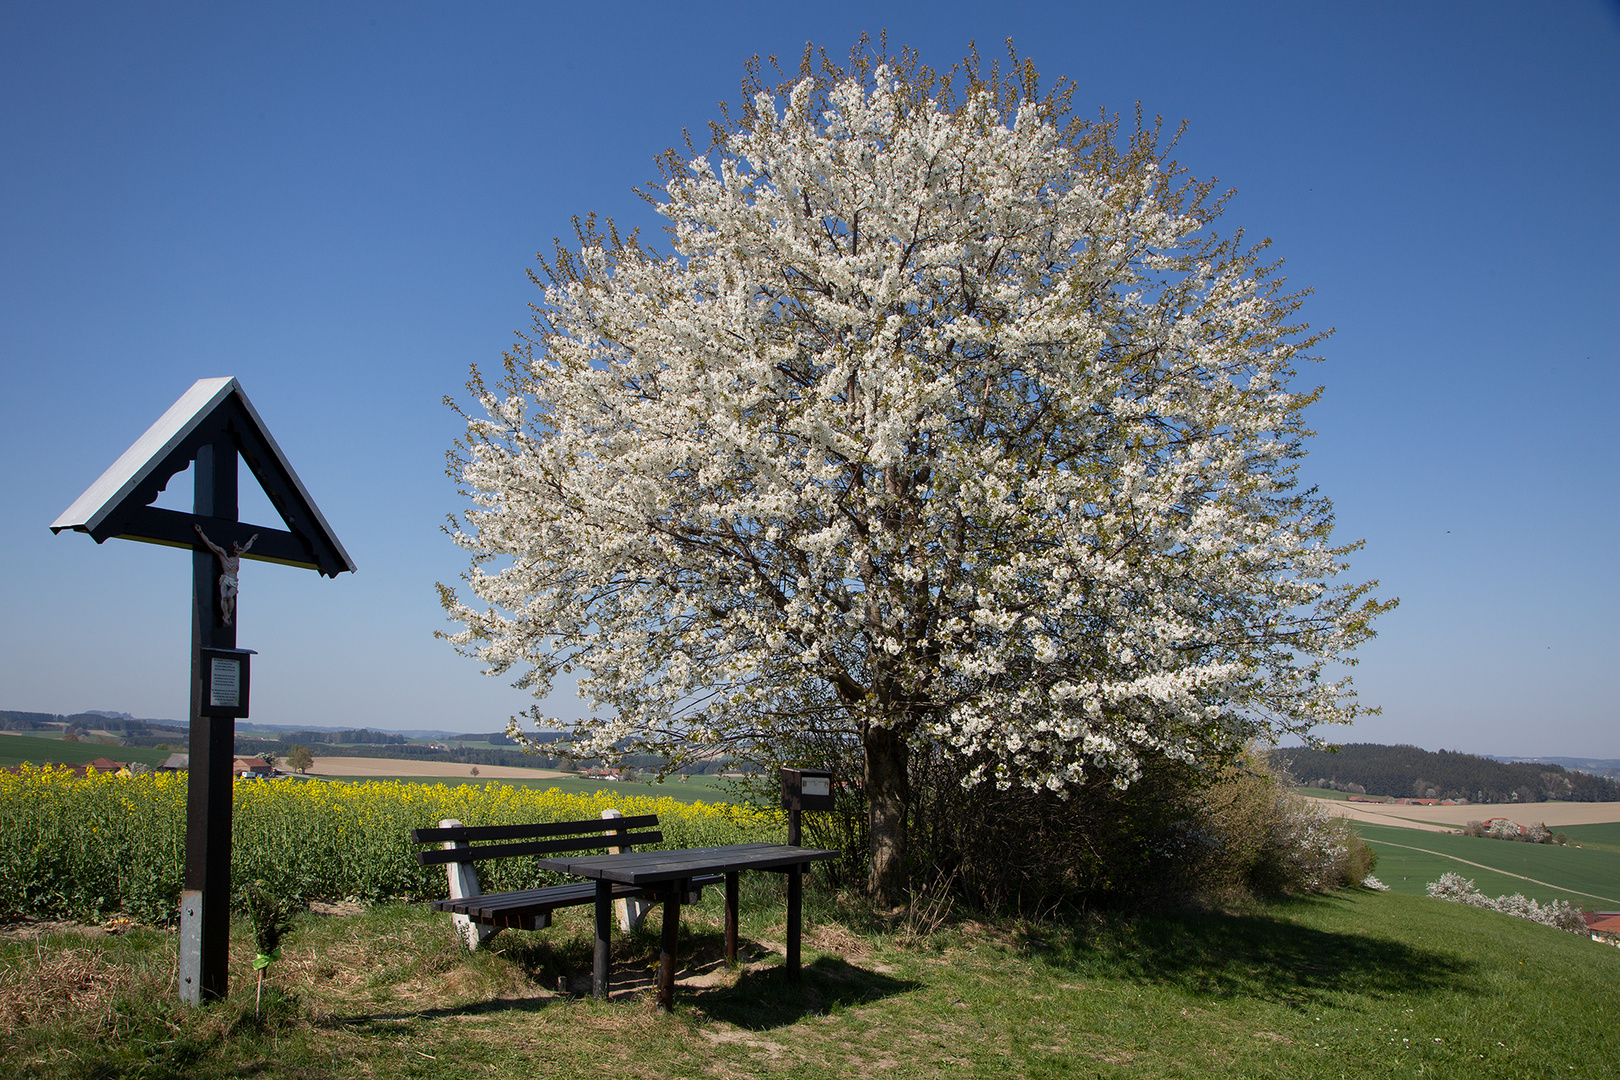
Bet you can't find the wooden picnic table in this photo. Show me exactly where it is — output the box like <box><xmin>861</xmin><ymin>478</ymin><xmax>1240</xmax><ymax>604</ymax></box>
<box><xmin>536</xmin><ymin>842</ymin><xmax>839</xmax><ymax>1010</ymax></box>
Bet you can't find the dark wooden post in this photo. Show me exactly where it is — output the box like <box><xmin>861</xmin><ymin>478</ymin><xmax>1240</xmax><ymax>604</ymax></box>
<box><xmin>724</xmin><ymin>871</ymin><xmax>739</xmax><ymax>965</ymax></box>
<box><xmin>178</xmin><ymin>438</ymin><xmax>237</xmax><ymax>1004</ymax></box>
<box><xmin>51</xmin><ymin>378</ymin><xmax>357</xmax><ymax>1007</ymax></box>
<box><xmin>786</xmin><ymin>864</ymin><xmax>802</xmax><ymax>982</ymax></box>
<box><xmin>657</xmin><ymin>883</ymin><xmax>682</xmax><ymax>1012</ymax></box>
<box><xmin>593</xmin><ymin>879</ymin><xmax>612</xmax><ymax>1000</ymax></box>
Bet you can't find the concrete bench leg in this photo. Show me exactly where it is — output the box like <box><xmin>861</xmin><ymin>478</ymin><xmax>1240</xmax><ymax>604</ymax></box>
<box><xmin>441</xmin><ymin>818</ymin><xmax>497</xmax><ymax>950</ymax></box>
<box><xmin>601</xmin><ymin>808</ymin><xmax>651</xmax><ymax>931</ymax></box>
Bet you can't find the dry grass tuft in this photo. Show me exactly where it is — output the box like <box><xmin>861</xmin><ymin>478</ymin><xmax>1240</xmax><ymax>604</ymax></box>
<box><xmin>804</xmin><ymin>919</ymin><xmax>863</xmax><ymax>957</ymax></box>
<box><xmin>0</xmin><ymin>946</ymin><xmax>134</xmax><ymax>1032</ymax></box>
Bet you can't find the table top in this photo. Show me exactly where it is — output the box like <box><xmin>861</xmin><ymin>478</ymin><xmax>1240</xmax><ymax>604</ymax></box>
<box><xmin>536</xmin><ymin>842</ymin><xmax>838</xmax><ymax>886</ymax></box>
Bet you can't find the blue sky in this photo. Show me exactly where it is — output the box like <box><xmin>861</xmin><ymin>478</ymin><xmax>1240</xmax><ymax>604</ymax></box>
<box><xmin>2</xmin><ymin>2</ymin><xmax>1615</xmax><ymax>756</ymax></box>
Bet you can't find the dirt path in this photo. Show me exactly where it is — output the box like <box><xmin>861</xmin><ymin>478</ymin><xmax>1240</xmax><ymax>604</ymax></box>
<box><xmin>1314</xmin><ymin>797</ymin><xmax>1620</xmax><ymax>831</ymax></box>
<box><xmin>1320</xmin><ymin>803</ymin><xmax>1459</xmax><ymax>834</ymax></box>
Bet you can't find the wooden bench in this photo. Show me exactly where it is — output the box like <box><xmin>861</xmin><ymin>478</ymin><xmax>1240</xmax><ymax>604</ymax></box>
<box><xmin>411</xmin><ymin>810</ymin><xmax>720</xmax><ymax>950</ymax></box>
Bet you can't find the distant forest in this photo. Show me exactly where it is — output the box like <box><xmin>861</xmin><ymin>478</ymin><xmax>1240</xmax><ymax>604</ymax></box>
<box><xmin>255</xmin><ymin>728</ymin><xmax>407</xmax><ymax>745</ymax></box>
<box><xmin>0</xmin><ymin>710</ymin><xmax>183</xmax><ymax>737</ymax></box>
<box><xmin>1269</xmin><ymin>743</ymin><xmax>1620</xmax><ymax>803</ymax></box>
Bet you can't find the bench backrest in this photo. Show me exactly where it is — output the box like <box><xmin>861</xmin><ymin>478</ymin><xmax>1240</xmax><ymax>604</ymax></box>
<box><xmin>411</xmin><ymin>814</ymin><xmax>662</xmax><ymax>867</ymax></box>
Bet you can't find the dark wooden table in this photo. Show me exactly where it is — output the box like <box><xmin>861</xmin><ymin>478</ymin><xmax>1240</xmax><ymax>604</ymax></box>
<box><xmin>537</xmin><ymin>842</ymin><xmax>838</xmax><ymax>1010</ymax></box>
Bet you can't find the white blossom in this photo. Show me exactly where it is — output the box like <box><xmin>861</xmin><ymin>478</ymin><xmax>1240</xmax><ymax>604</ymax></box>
<box><xmin>441</xmin><ymin>52</ymin><xmax>1390</xmax><ymax>858</ymax></box>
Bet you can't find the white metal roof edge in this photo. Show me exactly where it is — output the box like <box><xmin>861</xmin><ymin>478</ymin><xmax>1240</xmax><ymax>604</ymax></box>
<box><xmin>229</xmin><ymin>385</ymin><xmax>357</xmax><ymax>574</ymax></box>
<box><xmin>51</xmin><ymin>377</ymin><xmax>356</xmax><ymax>576</ymax></box>
<box><xmin>51</xmin><ymin>377</ymin><xmax>238</xmax><ymax>533</ymax></box>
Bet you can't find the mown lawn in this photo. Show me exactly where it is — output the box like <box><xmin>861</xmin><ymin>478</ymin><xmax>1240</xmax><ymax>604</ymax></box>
<box><xmin>1352</xmin><ymin>822</ymin><xmax>1620</xmax><ymax>907</ymax></box>
<box><xmin>3</xmin><ymin>885</ymin><xmax>1616</xmax><ymax>1079</ymax></box>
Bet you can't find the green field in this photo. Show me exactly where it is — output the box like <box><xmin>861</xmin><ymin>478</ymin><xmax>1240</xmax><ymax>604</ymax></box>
<box><xmin>0</xmin><ymin>733</ymin><xmax>172</xmax><ymax>769</ymax></box>
<box><xmin>1352</xmin><ymin>821</ymin><xmax>1620</xmax><ymax>907</ymax></box>
<box><xmin>352</xmin><ymin>772</ymin><xmax>749</xmax><ymax>806</ymax></box>
<box><xmin>1558</xmin><ymin>822</ymin><xmax>1620</xmax><ymax>854</ymax></box>
<box><xmin>0</xmin><ymin>733</ymin><xmax>751</xmax><ymax>808</ymax></box>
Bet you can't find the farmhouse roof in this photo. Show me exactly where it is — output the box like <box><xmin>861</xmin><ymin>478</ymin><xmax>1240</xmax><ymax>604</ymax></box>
<box><xmin>51</xmin><ymin>377</ymin><xmax>356</xmax><ymax>577</ymax></box>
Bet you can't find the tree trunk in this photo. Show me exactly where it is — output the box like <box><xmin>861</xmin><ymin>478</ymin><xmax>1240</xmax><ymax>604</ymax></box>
<box><xmin>864</xmin><ymin>724</ymin><xmax>911</xmax><ymax>903</ymax></box>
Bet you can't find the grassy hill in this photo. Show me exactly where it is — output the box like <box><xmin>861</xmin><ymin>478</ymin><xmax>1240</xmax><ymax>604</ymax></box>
<box><xmin>3</xmin><ymin>887</ymin><xmax>1617</xmax><ymax>1078</ymax></box>
<box><xmin>1351</xmin><ymin>820</ymin><xmax>1620</xmax><ymax>908</ymax></box>
<box><xmin>0</xmin><ymin>733</ymin><xmax>173</xmax><ymax>769</ymax></box>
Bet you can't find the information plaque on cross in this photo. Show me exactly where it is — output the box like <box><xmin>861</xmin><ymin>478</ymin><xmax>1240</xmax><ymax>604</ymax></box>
<box><xmin>52</xmin><ymin>377</ymin><xmax>355</xmax><ymax>1005</ymax></box>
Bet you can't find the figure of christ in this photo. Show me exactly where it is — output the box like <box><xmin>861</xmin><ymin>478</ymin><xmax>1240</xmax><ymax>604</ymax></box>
<box><xmin>193</xmin><ymin>524</ymin><xmax>258</xmax><ymax>627</ymax></box>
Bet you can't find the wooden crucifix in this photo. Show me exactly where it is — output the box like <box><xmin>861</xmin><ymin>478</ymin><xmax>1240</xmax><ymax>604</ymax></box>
<box><xmin>52</xmin><ymin>377</ymin><xmax>354</xmax><ymax>1005</ymax></box>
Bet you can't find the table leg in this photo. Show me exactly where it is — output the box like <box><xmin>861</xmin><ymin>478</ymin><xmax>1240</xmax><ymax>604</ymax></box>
<box><xmin>593</xmin><ymin>879</ymin><xmax>611</xmax><ymax>1001</ymax></box>
<box><xmin>724</xmin><ymin>871</ymin><xmax>739</xmax><ymax>965</ymax></box>
<box><xmin>786</xmin><ymin>863</ymin><xmax>802</xmax><ymax>982</ymax></box>
<box><xmin>658</xmin><ymin>882</ymin><xmax>682</xmax><ymax>1012</ymax></box>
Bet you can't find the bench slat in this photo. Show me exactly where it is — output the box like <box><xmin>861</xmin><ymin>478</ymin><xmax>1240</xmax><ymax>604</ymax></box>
<box><xmin>432</xmin><ymin>882</ymin><xmax>612</xmax><ymax>916</ymax></box>
<box><xmin>414</xmin><ymin>814</ymin><xmax>724</xmax><ymax>949</ymax></box>
<box><xmin>411</xmin><ymin>814</ymin><xmax>659</xmax><ymax>845</ymax></box>
<box><xmin>416</xmin><ymin>829</ymin><xmax>663</xmax><ymax>867</ymax></box>
<box><xmin>431</xmin><ymin>874</ymin><xmax>725</xmax><ymax>921</ymax></box>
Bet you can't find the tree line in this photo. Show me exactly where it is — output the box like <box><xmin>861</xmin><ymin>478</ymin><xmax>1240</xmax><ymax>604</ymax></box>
<box><xmin>1268</xmin><ymin>744</ymin><xmax>1620</xmax><ymax>803</ymax></box>
<box><xmin>0</xmin><ymin>710</ymin><xmax>184</xmax><ymax>737</ymax></box>
<box><xmin>253</xmin><ymin>728</ymin><xmax>407</xmax><ymax>746</ymax></box>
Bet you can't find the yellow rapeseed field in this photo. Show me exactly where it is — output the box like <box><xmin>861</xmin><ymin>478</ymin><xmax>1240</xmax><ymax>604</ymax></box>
<box><xmin>0</xmin><ymin>765</ymin><xmax>778</xmax><ymax>922</ymax></box>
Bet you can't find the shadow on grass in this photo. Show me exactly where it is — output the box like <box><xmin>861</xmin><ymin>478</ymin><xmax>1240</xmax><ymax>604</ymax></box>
<box><xmin>691</xmin><ymin>955</ymin><xmax>921</xmax><ymax>1031</ymax></box>
<box><xmin>325</xmin><ymin>926</ymin><xmax>917</xmax><ymax>1031</ymax></box>
<box><xmin>1043</xmin><ymin>899</ymin><xmax>1480</xmax><ymax>1009</ymax></box>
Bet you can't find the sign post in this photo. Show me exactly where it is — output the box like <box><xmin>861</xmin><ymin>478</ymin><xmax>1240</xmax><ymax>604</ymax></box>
<box><xmin>52</xmin><ymin>378</ymin><xmax>354</xmax><ymax>1004</ymax></box>
<box><xmin>779</xmin><ymin>767</ymin><xmax>835</xmax><ymax>847</ymax></box>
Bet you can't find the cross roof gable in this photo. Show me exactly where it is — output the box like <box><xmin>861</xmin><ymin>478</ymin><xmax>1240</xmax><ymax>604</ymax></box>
<box><xmin>51</xmin><ymin>377</ymin><xmax>356</xmax><ymax>577</ymax></box>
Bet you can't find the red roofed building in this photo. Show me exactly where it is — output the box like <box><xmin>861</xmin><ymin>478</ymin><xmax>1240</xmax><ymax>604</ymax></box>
<box><xmin>1584</xmin><ymin>912</ymin><xmax>1620</xmax><ymax>936</ymax></box>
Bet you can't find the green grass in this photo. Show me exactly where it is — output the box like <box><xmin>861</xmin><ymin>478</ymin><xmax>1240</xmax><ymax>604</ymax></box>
<box><xmin>4</xmin><ymin>886</ymin><xmax>1618</xmax><ymax>1079</ymax></box>
<box><xmin>1353</xmin><ymin>821</ymin><xmax>1620</xmax><ymax>907</ymax></box>
<box><xmin>1559</xmin><ymin>823</ymin><xmax>1620</xmax><ymax>855</ymax></box>
<box><xmin>0</xmin><ymin>734</ymin><xmax>173</xmax><ymax>769</ymax></box>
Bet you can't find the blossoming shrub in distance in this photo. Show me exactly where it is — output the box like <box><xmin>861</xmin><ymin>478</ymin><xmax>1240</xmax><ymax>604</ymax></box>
<box><xmin>0</xmin><ymin>766</ymin><xmax>777</xmax><ymax>921</ymax></box>
<box><xmin>1426</xmin><ymin>872</ymin><xmax>1587</xmax><ymax>934</ymax></box>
